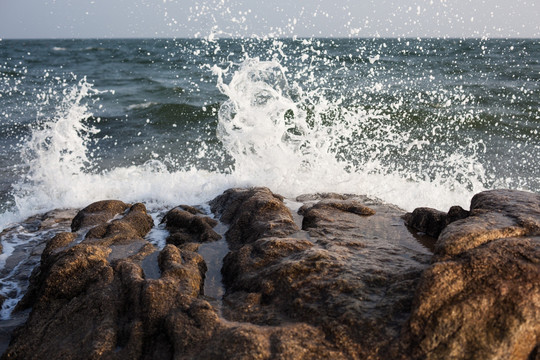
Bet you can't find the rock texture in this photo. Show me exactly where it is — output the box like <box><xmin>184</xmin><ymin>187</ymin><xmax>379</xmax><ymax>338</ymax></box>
<box><xmin>70</xmin><ymin>200</ymin><xmax>130</xmax><ymax>232</ymax></box>
<box><xmin>403</xmin><ymin>205</ymin><xmax>469</xmax><ymax>238</ymax></box>
<box><xmin>162</xmin><ymin>205</ymin><xmax>221</xmax><ymax>247</ymax></box>
<box><xmin>436</xmin><ymin>189</ymin><xmax>540</xmax><ymax>258</ymax></box>
<box><xmin>1</xmin><ymin>188</ymin><xmax>539</xmax><ymax>360</ymax></box>
<box><xmin>400</xmin><ymin>189</ymin><xmax>540</xmax><ymax>360</ymax></box>
<box><xmin>4</xmin><ymin>201</ymin><xmax>215</xmax><ymax>359</ymax></box>
<box><xmin>211</xmin><ymin>188</ymin><xmax>432</xmax><ymax>359</ymax></box>
<box><xmin>0</xmin><ymin>209</ymin><xmax>79</xmax><ymax>356</ymax></box>
<box><xmin>210</xmin><ymin>187</ymin><xmax>299</xmax><ymax>250</ymax></box>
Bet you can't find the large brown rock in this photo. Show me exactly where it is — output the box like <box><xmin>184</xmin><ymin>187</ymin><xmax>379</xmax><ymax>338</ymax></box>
<box><xmin>210</xmin><ymin>187</ymin><xmax>299</xmax><ymax>249</ymax></box>
<box><xmin>400</xmin><ymin>236</ymin><xmax>540</xmax><ymax>360</ymax></box>
<box><xmin>436</xmin><ymin>189</ymin><xmax>540</xmax><ymax>258</ymax></box>
<box><xmin>3</xmin><ymin>200</ymin><xmax>217</xmax><ymax>359</ymax></box>
<box><xmin>0</xmin><ymin>209</ymin><xmax>80</xmax><ymax>355</ymax></box>
<box><xmin>83</xmin><ymin>202</ymin><xmax>154</xmax><ymax>244</ymax></box>
<box><xmin>398</xmin><ymin>189</ymin><xmax>540</xmax><ymax>360</ymax></box>
<box><xmin>215</xmin><ymin>189</ymin><xmax>432</xmax><ymax>359</ymax></box>
<box><xmin>71</xmin><ymin>199</ymin><xmax>130</xmax><ymax>231</ymax></box>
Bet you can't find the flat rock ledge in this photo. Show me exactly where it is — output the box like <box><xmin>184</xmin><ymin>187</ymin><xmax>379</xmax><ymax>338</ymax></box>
<box><xmin>0</xmin><ymin>188</ymin><xmax>538</xmax><ymax>360</ymax></box>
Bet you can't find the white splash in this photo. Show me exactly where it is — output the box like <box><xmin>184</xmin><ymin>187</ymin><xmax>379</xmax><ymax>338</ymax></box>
<box><xmin>1</xmin><ymin>53</ymin><xmax>487</xmax><ymax>235</ymax></box>
<box><xmin>212</xmin><ymin>56</ymin><xmax>483</xmax><ymax>210</ymax></box>
<box><xmin>1</xmin><ymin>79</ymin><xmax>233</xmax><ymax>231</ymax></box>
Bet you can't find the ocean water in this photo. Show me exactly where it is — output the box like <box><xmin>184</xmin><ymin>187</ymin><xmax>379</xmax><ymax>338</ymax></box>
<box><xmin>0</xmin><ymin>37</ymin><xmax>539</xmax><ymax>321</ymax></box>
<box><xmin>0</xmin><ymin>37</ymin><xmax>539</xmax><ymax>229</ymax></box>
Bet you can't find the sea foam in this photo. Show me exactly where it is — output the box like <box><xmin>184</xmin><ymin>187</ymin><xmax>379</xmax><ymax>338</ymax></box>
<box><xmin>0</xmin><ymin>53</ymin><xmax>484</xmax><ymax>235</ymax></box>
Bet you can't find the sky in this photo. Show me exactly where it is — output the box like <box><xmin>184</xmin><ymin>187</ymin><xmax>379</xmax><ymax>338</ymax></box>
<box><xmin>0</xmin><ymin>0</ymin><xmax>539</xmax><ymax>39</ymax></box>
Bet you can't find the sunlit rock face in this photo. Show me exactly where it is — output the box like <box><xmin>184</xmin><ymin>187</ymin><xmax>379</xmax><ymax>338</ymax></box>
<box><xmin>1</xmin><ymin>188</ymin><xmax>539</xmax><ymax>360</ymax></box>
<box><xmin>400</xmin><ymin>189</ymin><xmax>540</xmax><ymax>360</ymax></box>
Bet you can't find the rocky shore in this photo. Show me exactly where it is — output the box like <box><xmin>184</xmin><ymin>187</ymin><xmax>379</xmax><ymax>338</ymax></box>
<box><xmin>0</xmin><ymin>188</ymin><xmax>538</xmax><ymax>359</ymax></box>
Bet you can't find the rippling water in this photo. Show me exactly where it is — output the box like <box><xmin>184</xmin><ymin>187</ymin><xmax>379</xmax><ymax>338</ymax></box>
<box><xmin>0</xmin><ymin>37</ymin><xmax>539</xmax><ymax>228</ymax></box>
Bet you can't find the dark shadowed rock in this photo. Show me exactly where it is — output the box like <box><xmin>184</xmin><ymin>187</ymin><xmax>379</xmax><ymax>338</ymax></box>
<box><xmin>446</xmin><ymin>205</ymin><xmax>470</xmax><ymax>223</ymax></box>
<box><xmin>531</xmin><ymin>346</ymin><xmax>540</xmax><ymax>360</ymax></box>
<box><xmin>403</xmin><ymin>207</ymin><xmax>448</xmax><ymax>237</ymax></box>
<box><xmin>403</xmin><ymin>205</ymin><xmax>470</xmax><ymax>238</ymax></box>
<box><xmin>162</xmin><ymin>206</ymin><xmax>220</xmax><ymax>246</ymax></box>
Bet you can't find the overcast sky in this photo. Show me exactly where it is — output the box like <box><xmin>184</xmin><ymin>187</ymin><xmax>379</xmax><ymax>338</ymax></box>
<box><xmin>0</xmin><ymin>0</ymin><xmax>539</xmax><ymax>39</ymax></box>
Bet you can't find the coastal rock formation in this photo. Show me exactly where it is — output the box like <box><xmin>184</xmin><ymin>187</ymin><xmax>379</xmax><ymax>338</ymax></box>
<box><xmin>4</xmin><ymin>202</ymin><xmax>162</xmax><ymax>359</ymax></box>
<box><xmin>71</xmin><ymin>199</ymin><xmax>131</xmax><ymax>231</ymax></box>
<box><xmin>212</xmin><ymin>188</ymin><xmax>432</xmax><ymax>358</ymax></box>
<box><xmin>1</xmin><ymin>188</ymin><xmax>539</xmax><ymax>359</ymax></box>
<box><xmin>401</xmin><ymin>189</ymin><xmax>540</xmax><ymax>360</ymax></box>
<box><xmin>162</xmin><ymin>205</ymin><xmax>221</xmax><ymax>246</ymax></box>
<box><xmin>209</xmin><ymin>187</ymin><xmax>299</xmax><ymax>250</ymax></box>
<box><xmin>403</xmin><ymin>205</ymin><xmax>469</xmax><ymax>238</ymax></box>
<box><xmin>436</xmin><ymin>189</ymin><xmax>540</xmax><ymax>258</ymax></box>
<box><xmin>0</xmin><ymin>209</ymin><xmax>80</xmax><ymax>355</ymax></box>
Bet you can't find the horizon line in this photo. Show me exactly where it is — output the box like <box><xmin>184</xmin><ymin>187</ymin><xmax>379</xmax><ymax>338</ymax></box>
<box><xmin>2</xmin><ymin>35</ymin><xmax>540</xmax><ymax>41</ymax></box>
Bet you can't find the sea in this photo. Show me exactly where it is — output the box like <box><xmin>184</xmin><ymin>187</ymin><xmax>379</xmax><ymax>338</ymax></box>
<box><xmin>0</xmin><ymin>38</ymin><xmax>539</xmax><ymax>293</ymax></box>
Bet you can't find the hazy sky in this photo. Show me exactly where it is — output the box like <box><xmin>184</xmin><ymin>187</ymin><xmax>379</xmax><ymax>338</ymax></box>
<box><xmin>0</xmin><ymin>0</ymin><xmax>539</xmax><ymax>39</ymax></box>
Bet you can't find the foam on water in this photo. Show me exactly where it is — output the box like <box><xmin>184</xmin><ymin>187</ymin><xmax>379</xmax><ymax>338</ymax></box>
<box><xmin>0</xmin><ymin>78</ymin><xmax>230</xmax><ymax>230</ymax></box>
<box><xmin>212</xmin><ymin>54</ymin><xmax>485</xmax><ymax>208</ymax></box>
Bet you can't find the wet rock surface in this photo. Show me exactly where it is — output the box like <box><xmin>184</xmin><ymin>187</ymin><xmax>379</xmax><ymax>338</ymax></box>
<box><xmin>0</xmin><ymin>209</ymin><xmax>79</xmax><ymax>356</ymax></box>
<box><xmin>70</xmin><ymin>200</ymin><xmax>130</xmax><ymax>232</ymax></box>
<box><xmin>0</xmin><ymin>188</ymin><xmax>538</xmax><ymax>359</ymax></box>
<box><xmin>162</xmin><ymin>205</ymin><xmax>221</xmax><ymax>247</ymax></box>
<box><xmin>209</xmin><ymin>187</ymin><xmax>299</xmax><ymax>250</ymax></box>
<box><xmin>3</xmin><ymin>200</ymin><xmax>236</xmax><ymax>360</ymax></box>
<box><xmin>436</xmin><ymin>189</ymin><xmax>540</xmax><ymax>258</ymax></box>
<box><xmin>400</xmin><ymin>236</ymin><xmax>540</xmax><ymax>360</ymax></box>
<box><xmin>213</xmin><ymin>188</ymin><xmax>432</xmax><ymax>359</ymax></box>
